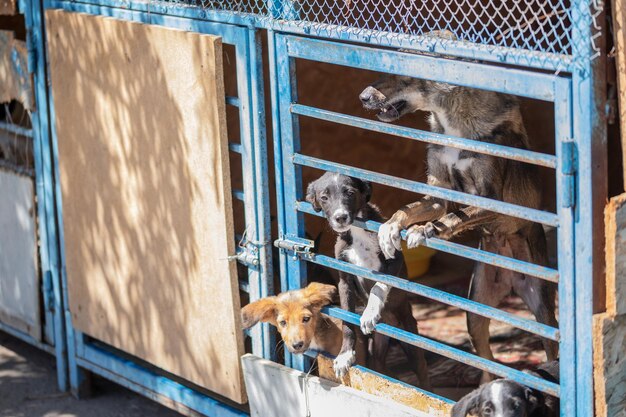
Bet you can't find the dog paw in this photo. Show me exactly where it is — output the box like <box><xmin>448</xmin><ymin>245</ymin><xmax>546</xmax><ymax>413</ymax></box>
<box><xmin>333</xmin><ymin>350</ymin><xmax>356</xmax><ymax>378</ymax></box>
<box><xmin>360</xmin><ymin>298</ymin><xmax>383</xmax><ymax>335</ymax></box>
<box><xmin>378</xmin><ymin>221</ymin><xmax>402</xmax><ymax>259</ymax></box>
<box><xmin>406</xmin><ymin>225</ymin><xmax>427</xmax><ymax>248</ymax></box>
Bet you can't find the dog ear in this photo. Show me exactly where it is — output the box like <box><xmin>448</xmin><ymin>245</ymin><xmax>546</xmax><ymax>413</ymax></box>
<box><xmin>355</xmin><ymin>179</ymin><xmax>372</xmax><ymax>202</ymax></box>
<box><xmin>241</xmin><ymin>297</ymin><xmax>278</xmax><ymax>329</ymax></box>
<box><xmin>525</xmin><ymin>387</ymin><xmax>544</xmax><ymax>414</ymax></box>
<box><xmin>302</xmin><ymin>282</ymin><xmax>337</xmax><ymax>309</ymax></box>
<box><xmin>451</xmin><ymin>388</ymin><xmax>481</xmax><ymax>417</ymax></box>
<box><xmin>306</xmin><ymin>181</ymin><xmax>322</xmax><ymax>212</ymax></box>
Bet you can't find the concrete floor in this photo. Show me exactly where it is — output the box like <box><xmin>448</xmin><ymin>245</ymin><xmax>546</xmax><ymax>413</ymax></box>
<box><xmin>0</xmin><ymin>332</ymin><xmax>183</xmax><ymax>417</ymax></box>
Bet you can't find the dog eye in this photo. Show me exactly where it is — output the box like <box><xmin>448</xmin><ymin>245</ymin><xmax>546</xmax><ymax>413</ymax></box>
<box><xmin>320</xmin><ymin>195</ymin><xmax>328</xmax><ymax>202</ymax></box>
<box><xmin>279</xmin><ymin>320</ymin><xmax>287</xmax><ymax>327</ymax></box>
<box><xmin>302</xmin><ymin>316</ymin><xmax>311</xmax><ymax>323</ymax></box>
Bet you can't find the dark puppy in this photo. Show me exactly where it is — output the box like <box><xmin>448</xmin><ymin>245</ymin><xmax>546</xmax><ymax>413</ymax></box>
<box><xmin>306</xmin><ymin>172</ymin><xmax>430</xmax><ymax>389</ymax></box>
<box><xmin>452</xmin><ymin>361</ymin><xmax>560</xmax><ymax>417</ymax></box>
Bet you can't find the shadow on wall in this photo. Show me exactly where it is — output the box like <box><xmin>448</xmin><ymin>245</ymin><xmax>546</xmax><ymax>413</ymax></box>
<box><xmin>46</xmin><ymin>11</ymin><xmax>244</xmax><ymax>402</ymax></box>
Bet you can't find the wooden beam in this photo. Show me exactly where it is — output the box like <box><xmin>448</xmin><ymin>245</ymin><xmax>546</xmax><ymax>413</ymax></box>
<box><xmin>317</xmin><ymin>355</ymin><xmax>451</xmax><ymax>417</ymax></box>
<box><xmin>612</xmin><ymin>0</ymin><xmax>626</xmax><ymax>187</ymax></box>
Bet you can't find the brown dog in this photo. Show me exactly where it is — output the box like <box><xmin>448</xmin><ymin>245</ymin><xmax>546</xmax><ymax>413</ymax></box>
<box><xmin>241</xmin><ymin>283</ymin><xmax>344</xmax><ymax>356</ymax></box>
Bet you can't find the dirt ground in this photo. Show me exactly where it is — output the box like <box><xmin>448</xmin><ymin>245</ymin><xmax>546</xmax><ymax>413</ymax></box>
<box><xmin>0</xmin><ymin>332</ymin><xmax>182</xmax><ymax>417</ymax></box>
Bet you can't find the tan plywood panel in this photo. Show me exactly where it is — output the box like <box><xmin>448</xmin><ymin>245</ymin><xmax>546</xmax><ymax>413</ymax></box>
<box><xmin>0</xmin><ymin>0</ymin><xmax>17</xmax><ymax>16</ymax></box>
<box><xmin>45</xmin><ymin>10</ymin><xmax>245</xmax><ymax>403</ymax></box>
<box><xmin>0</xmin><ymin>170</ymin><xmax>40</xmax><ymax>340</ymax></box>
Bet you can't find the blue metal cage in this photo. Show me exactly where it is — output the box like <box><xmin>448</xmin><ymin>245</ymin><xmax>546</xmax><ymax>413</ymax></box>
<box><xmin>21</xmin><ymin>0</ymin><xmax>606</xmax><ymax>415</ymax></box>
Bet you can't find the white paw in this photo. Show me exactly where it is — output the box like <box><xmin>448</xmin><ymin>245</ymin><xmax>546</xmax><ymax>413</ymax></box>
<box><xmin>378</xmin><ymin>221</ymin><xmax>402</xmax><ymax>260</ymax></box>
<box><xmin>360</xmin><ymin>308</ymin><xmax>381</xmax><ymax>335</ymax></box>
<box><xmin>333</xmin><ymin>350</ymin><xmax>356</xmax><ymax>378</ymax></box>
<box><xmin>406</xmin><ymin>225</ymin><xmax>427</xmax><ymax>248</ymax></box>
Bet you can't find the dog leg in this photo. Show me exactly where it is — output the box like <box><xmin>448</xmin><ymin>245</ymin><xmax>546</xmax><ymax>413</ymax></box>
<box><xmin>406</xmin><ymin>205</ymin><xmax>497</xmax><ymax>248</ymax></box>
<box><xmin>467</xmin><ymin>261</ymin><xmax>510</xmax><ymax>384</ymax></box>
<box><xmin>396</xmin><ymin>308</ymin><xmax>432</xmax><ymax>391</ymax></box>
<box><xmin>370</xmin><ymin>333</ymin><xmax>391</xmax><ymax>374</ymax></box>
<box><xmin>335</xmin><ymin>272</ymin><xmax>357</xmax><ymax>378</ymax></box>
<box><xmin>509</xmin><ymin>232</ymin><xmax>559</xmax><ymax>361</ymax></box>
<box><xmin>379</xmin><ymin>176</ymin><xmax>447</xmax><ymax>259</ymax></box>
<box><xmin>360</xmin><ymin>282</ymin><xmax>391</xmax><ymax>334</ymax></box>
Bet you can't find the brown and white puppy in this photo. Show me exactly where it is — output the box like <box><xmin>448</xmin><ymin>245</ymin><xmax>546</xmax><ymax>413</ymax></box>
<box><xmin>241</xmin><ymin>282</ymin><xmax>343</xmax><ymax>356</ymax></box>
<box><xmin>360</xmin><ymin>74</ymin><xmax>558</xmax><ymax>383</ymax></box>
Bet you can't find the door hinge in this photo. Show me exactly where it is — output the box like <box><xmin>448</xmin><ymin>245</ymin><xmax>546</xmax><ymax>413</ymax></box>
<box><xmin>42</xmin><ymin>270</ymin><xmax>55</xmax><ymax>313</ymax></box>
<box><xmin>226</xmin><ymin>231</ymin><xmax>266</xmax><ymax>268</ymax></box>
<box><xmin>561</xmin><ymin>140</ymin><xmax>577</xmax><ymax>209</ymax></box>
<box><xmin>274</xmin><ymin>235</ymin><xmax>315</xmax><ymax>259</ymax></box>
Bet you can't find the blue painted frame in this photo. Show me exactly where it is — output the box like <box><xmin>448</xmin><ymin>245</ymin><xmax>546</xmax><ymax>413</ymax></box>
<box><xmin>41</xmin><ymin>2</ymin><xmax>273</xmax><ymax>413</ymax></box>
<box><xmin>0</xmin><ymin>0</ymin><xmax>68</xmax><ymax>391</ymax></box>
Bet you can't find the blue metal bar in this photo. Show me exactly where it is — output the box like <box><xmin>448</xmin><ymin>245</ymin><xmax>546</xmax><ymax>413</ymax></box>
<box><xmin>0</xmin><ymin>322</ymin><xmax>56</xmax><ymax>355</ymax></box>
<box><xmin>323</xmin><ymin>307</ymin><xmax>560</xmax><ymax>397</ymax></box>
<box><xmin>293</xmin><ymin>153</ymin><xmax>559</xmax><ymax>227</ymax></box>
<box><xmin>50</xmin><ymin>0</ymin><xmax>574</xmax><ymax>72</ymax></box>
<box><xmin>228</xmin><ymin>142</ymin><xmax>243</xmax><ymax>154</ymax></box>
<box><xmin>27</xmin><ymin>0</ymin><xmax>68</xmax><ymax>390</ymax></box>
<box><xmin>554</xmin><ymin>77</ymin><xmax>576</xmax><ymax>417</ymax></box>
<box><xmin>291</xmin><ymin>104</ymin><xmax>557</xmax><ymax>169</ymax></box>
<box><xmin>239</xmin><ymin>27</ymin><xmax>275</xmax><ymax>360</ymax></box>
<box><xmin>232</xmin><ymin>189</ymin><xmax>245</xmax><ymax>201</ymax></box>
<box><xmin>239</xmin><ymin>279</ymin><xmax>250</xmax><ymax>293</ymax></box>
<box><xmin>78</xmin><ymin>344</ymin><xmax>247</xmax><ymax>417</ymax></box>
<box><xmin>282</xmin><ymin>35</ymin><xmax>560</xmax><ymax>101</ymax></box>
<box><xmin>225</xmin><ymin>96</ymin><xmax>240</xmax><ymax>107</ymax></box>
<box><xmin>273</xmin><ymin>30</ymin><xmax>308</xmax><ymax>372</ymax></box>
<box><xmin>0</xmin><ymin>121</ymin><xmax>33</xmax><ymax>137</ymax></box>
<box><xmin>570</xmin><ymin>2</ymin><xmax>603</xmax><ymax>416</ymax></box>
<box><xmin>267</xmin><ymin>28</ymin><xmax>291</xmax><ymax>333</ymax></box>
<box><xmin>297</xmin><ymin>201</ymin><xmax>559</xmax><ymax>283</ymax></box>
<box><xmin>310</xmin><ymin>255</ymin><xmax>559</xmax><ymax>341</ymax></box>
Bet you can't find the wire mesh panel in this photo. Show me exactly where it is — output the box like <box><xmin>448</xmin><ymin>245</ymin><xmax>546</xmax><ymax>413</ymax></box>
<box><xmin>142</xmin><ymin>0</ymin><xmax>602</xmax><ymax>70</ymax></box>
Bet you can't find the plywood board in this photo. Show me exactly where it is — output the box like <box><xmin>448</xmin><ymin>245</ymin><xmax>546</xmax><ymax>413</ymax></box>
<box><xmin>317</xmin><ymin>355</ymin><xmax>451</xmax><ymax>417</ymax></box>
<box><xmin>604</xmin><ymin>193</ymin><xmax>626</xmax><ymax>316</ymax></box>
<box><xmin>0</xmin><ymin>170</ymin><xmax>40</xmax><ymax>339</ymax></box>
<box><xmin>593</xmin><ymin>313</ymin><xmax>626</xmax><ymax>417</ymax></box>
<box><xmin>0</xmin><ymin>0</ymin><xmax>16</xmax><ymax>14</ymax></box>
<box><xmin>45</xmin><ymin>10</ymin><xmax>245</xmax><ymax>403</ymax></box>
<box><xmin>242</xmin><ymin>354</ymin><xmax>431</xmax><ymax>417</ymax></box>
<box><xmin>0</xmin><ymin>30</ymin><xmax>33</xmax><ymax>109</ymax></box>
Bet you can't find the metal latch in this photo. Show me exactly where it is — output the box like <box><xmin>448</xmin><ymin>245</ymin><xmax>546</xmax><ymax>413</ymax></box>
<box><xmin>274</xmin><ymin>235</ymin><xmax>315</xmax><ymax>260</ymax></box>
<box><xmin>226</xmin><ymin>230</ymin><xmax>266</xmax><ymax>268</ymax></box>
<box><xmin>560</xmin><ymin>140</ymin><xmax>577</xmax><ymax>209</ymax></box>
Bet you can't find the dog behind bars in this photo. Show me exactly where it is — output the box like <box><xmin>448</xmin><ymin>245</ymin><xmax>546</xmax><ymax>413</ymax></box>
<box><xmin>359</xmin><ymin>72</ymin><xmax>558</xmax><ymax>383</ymax></box>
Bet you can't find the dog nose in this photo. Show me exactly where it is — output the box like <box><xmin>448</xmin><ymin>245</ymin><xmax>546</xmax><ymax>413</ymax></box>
<box><xmin>334</xmin><ymin>213</ymin><xmax>348</xmax><ymax>224</ymax></box>
<box><xmin>359</xmin><ymin>88</ymin><xmax>373</xmax><ymax>103</ymax></box>
<box><xmin>292</xmin><ymin>341</ymin><xmax>304</xmax><ymax>351</ymax></box>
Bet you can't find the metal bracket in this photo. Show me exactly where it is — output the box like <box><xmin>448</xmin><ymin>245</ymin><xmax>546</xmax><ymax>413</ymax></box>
<box><xmin>274</xmin><ymin>235</ymin><xmax>315</xmax><ymax>260</ymax></box>
<box><xmin>560</xmin><ymin>140</ymin><xmax>577</xmax><ymax>209</ymax></box>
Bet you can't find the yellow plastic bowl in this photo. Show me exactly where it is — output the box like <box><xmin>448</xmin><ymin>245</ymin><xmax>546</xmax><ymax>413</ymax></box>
<box><xmin>401</xmin><ymin>242</ymin><xmax>436</xmax><ymax>279</ymax></box>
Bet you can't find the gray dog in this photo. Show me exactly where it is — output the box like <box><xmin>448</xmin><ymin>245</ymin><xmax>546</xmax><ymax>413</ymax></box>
<box><xmin>360</xmin><ymin>74</ymin><xmax>558</xmax><ymax>383</ymax></box>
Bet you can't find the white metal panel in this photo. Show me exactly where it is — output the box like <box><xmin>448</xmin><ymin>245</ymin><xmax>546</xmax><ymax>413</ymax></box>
<box><xmin>0</xmin><ymin>170</ymin><xmax>40</xmax><ymax>339</ymax></box>
<box><xmin>242</xmin><ymin>354</ymin><xmax>430</xmax><ymax>417</ymax></box>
